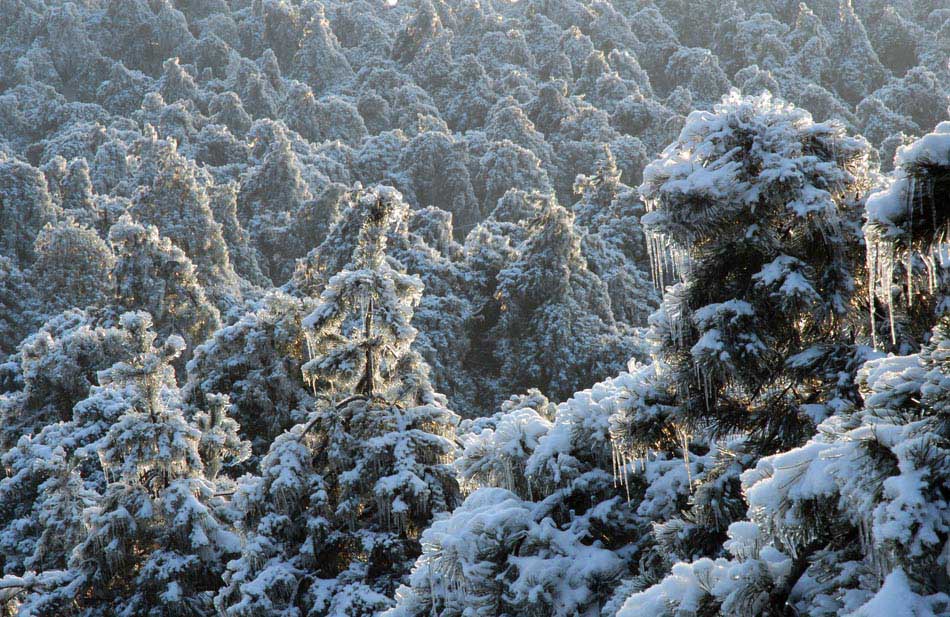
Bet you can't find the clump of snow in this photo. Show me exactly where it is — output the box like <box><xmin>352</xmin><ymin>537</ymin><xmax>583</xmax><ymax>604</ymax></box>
<box><xmin>847</xmin><ymin>568</ymin><xmax>949</xmax><ymax>617</ymax></box>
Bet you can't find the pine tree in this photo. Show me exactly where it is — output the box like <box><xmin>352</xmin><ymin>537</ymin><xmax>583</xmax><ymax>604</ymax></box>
<box><xmin>389</xmin><ymin>366</ymin><xmax>680</xmax><ymax>617</ymax></box>
<box><xmin>192</xmin><ymin>393</ymin><xmax>251</xmax><ymax>484</ymax></box>
<box><xmin>30</xmin><ymin>220</ymin><xmax>115</xmax><ymax>314</ymax></box>
<box><xmin>0</xmin><ymin>256</ymin><xmax>38</xmax><ymax>356</ymax></box>
<box><xmin>129</xmin><ymin>147</ymin><xmax>239</xmax><ymax>298</ymax></box>
<box><xmin>634</xmin><ymin>91</ymin><xmax>872</xmax><ymax>454</ymax></box>
<box><xmin>291</xmin><ymin>7</ymin><xmax>354</xmax><ymax>96</ymax></box>
<box><xmin>827</xmin><ymin>0</ymin><xmax>889</xmax><ymax>104</ymax></box>
<box><xmin>572</xmin><ymin>147</ymin><xmax>658</xmax><ymax>325</ymax></box>
<box><xmin>60</xmin><ymin>158</ymin><xmax>98</xmax><ymax>228</ymax></box>
<box><xmin>237</xmin><ymin>121</ymin><xmax>313</xmax><ymax>283</ymax></box>
<box><xmin>616</xmin><ymin>314</ymin><xmax>950</xmax><ymax>617</ymax></box>
<box><xmin>207</xmin><ymin>182</ymin><xmax>269</xmax><ymax>288</ymax></box>
<box><xmin>864</xmin><ymin>121</ymin><xmax>950</xmax><ymax>350</ymax></box>
<box><xmin>606</xmin><ymin>89</ymin><xmax>875</xmax><ymax>610</ymax></box>
<box><xmin>491</xmin><ymin>198</ymin><xmax>635</xmax><ymax>403</ymax></box>
<box><xmin>477</xmin><ymin>140</ymin><xmax>552</xmax><ymax>216</ymax></box>
<box><xmin>0</xmin><ymin>159</ymin><xmax>57</xmax><ymax>267</ymax></box>
<box><xmin>183</xmin><ymin>290</ymin><xmax>316</xmax><ymax>464</ymax></box>
<box><xmin>16</xmin><ymin>312</ymin><xmax>240</xmax><ymax>617</ymax></box>
<box><xmin>0</xmin><ymin>309</ymin><xmax>134</xmax><ymax>452</ymax></box>
<box><xmin>216</xmin><ymin>186</ymin><xmax>459</xmax><ymax>617</ymax></box>
<box><xmin>9</xmin><ymin>436</ymin><xmax>97</xmax><ymax>576</ymax></box>
<box><xmin>289</xmin><ymin>185</ymin><xmax>476</xmax><ymax>414</ymax></box>
<box><xmin>398</xmin><ymin>129</ymin><xmax>481</xmax><ymax>234</ymax></box>
<box><xmin>109</xmin><ymin>215</ymin><xmax>221</xmax><ymax>368</ymax></box>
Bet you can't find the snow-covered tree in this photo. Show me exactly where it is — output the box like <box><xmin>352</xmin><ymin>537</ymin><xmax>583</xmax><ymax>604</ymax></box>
<box><xmin>617</xmin><ymin>312</ymin><xmax>950</xmax><ymax>617</ymax></box>
<box><xmin>456</xmin><ymin>390</ymin><xmax>554</xmax><ymax>499</ymax></box>
<box><xmin>399</xmin><ymin>130</ymin><xmax>481</xmax><ymax>233</ymax></box>
<box><xmin>637</xmin><ymin>90</ymin><xmax>872</xmax><ymax>454</ymax></box>
<box><xmin>826</xmin><ymin>0</ymin><xmax>889</xmax><ymax>104</ymax></box>
<box><xmin>59</xmin><ymin>158</ymin><xmax>97</xmax><ymax>227</ymax></box>
<box><xmin>8</xmin><ymin>312</ymin><xmax>240</xmax><ymax>616</ymax></box>
<box><xmin>664</xmin><ymin>47</ymin><xmax>732</xmax><ymax>108</ymax></box>
<box><xmin>30</xmin><ymin>220</ymin><xmax>115</xmax><ymax>314</ymax></box>
<box><xmin>184</xmin><ymin>291</ymin><xmax>316</xmax><ymax>462</ymax></box>
<box><xmin>477</xmin><ymin>140</ymin><xmax>552</xmax><ymax>215</ymax></box>
<box><xmin>237</xmin><ymin>121</ymin><xmax>313</xmax><ymax>283</ymax></box>
<box><xmin>216</xmin><ymin>186</ymin><xmax>459</xmax><ymax>617</ymax></box>
<box><xmin>385</xmin><ymin>486</ymin><xmax>622</xmax><ymax>617</ymax></box>
<box><xmin>390</xmin><ymin>363</ymin><xmax>688</xmax><ymax>617</ymax></box>
<box><xmin>572</xmin><ymin>147</ymin><xmax>658</xmax><ymax>325</ymax></box>
<box><xmin>129</xmin><ymin>146</ymin><xmax>238</xmax><ymax>297</ymax></box>
<box><xmin>292</xmin><ymin>7</ymin><xmax>354</xmax><ymax>96</ymax></box>
<box><xmin>0</xmin><ymin>310</ymin><xmax>134</xmax><ymax>452</ymax></box>
<box><xmin>109</xmin><ymin>215</ymin><xmax>221</xmax><ymax>367</ymax></box>
<box><xmin>491</xmin><ymin>198</ymin><xmax>634</xmax><ymax>402</ymax></box>
<box><xmin>0</xmin><ymin>256</ymin><xmax>38</xmax><ymax>355</ymax></box>
<box><xmin>192</xmin><ymin>393</ymin><xmax>251</xmax><ymax>483</ymax></box>
<box><xmin>207</xmin><ymin>182</ymin><xmax>269</xmax><ymax>288</ymax></box>
<box><xmin>865</xmin><ymin>122</ymin><xmax>950</xmax><ymax>350</ymax></box>
<box><xmin>0</xmin><ymin>159</ymin><xmax>57</xmax><ymax>267</ymax></box>
<box><xmin>602</xmin><ymin>92</ymin><xmax>875</xmax><ymax>589</ymax></box>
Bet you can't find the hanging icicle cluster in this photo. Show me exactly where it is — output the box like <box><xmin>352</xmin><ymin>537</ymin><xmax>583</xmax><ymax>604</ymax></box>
<box><xmin>865</xmin><ymin>122</ymin><xmax>950</xmax><ymax>348</ymax></box>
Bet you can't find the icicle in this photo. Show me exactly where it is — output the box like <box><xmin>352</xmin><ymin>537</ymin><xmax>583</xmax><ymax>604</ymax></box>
<box><xmin>620</xmin><ymin>451</ymin><xmax>631</xmax><ymax>503</ymax></box>
<box><xmin>644</xmin><ymin>219</ymin><xmax>688</xmax><ymax>291</ymax></box>
<box><xmin>907</xmin><ymin>244</ymin><xmax>914</xmax><ymax>308</ymax></box>
<box><xmin>887</xmin><ymin>287</ymin><xmax>897</xmax><ymax>347</ymax></box>
<box><xmin>611</xmin><ymin>441</ymin><xmax>619</xmax><ymax>488</ymax></box>
<box><xmin>868</xmin><ymin>240</ymin><xmax>878</xmax><ymax>349</ymax></box>
<box><xmin>679</xmin><ymin>427</ymin><xmax>693</xmax><ymax>493</ymax></box>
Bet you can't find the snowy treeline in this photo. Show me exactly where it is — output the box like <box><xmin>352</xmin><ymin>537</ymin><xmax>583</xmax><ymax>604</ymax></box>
<box><xmin>0</xmin><ymin>0</ymin><xmax>948</xmax><ymax>615</ymax></box>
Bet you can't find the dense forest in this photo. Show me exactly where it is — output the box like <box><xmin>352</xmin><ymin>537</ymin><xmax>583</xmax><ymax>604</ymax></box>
<box><xmin>0</xmin><ymin>0</ymin><xmax>948</xmax><ymax>615</ymax></box>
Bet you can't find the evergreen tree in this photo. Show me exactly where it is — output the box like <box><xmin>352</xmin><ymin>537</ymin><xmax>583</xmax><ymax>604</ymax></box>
<box><xmin>477</xmin><ymin>140</ymin><xmax>552</xmax><ymax>216</ymax></box>
<box><xmin>1</xmin><ymin>317</ymin><xmax>166</xmax><ymax>593</ymax></box>
<box><xmin>184</xmin><ymin>290</ymin><xmax>317</xmax><ymax>463</ymax></box>
<box><xmin>129</xmin><ymin>147</ymin><xmax>238</xmax><ymax>297</ymax></box>
<box><xmin>0</xmin><ymin>310</ymin><xmax>119</xmax><ymax>449</ymax></box>
<box><xmin>191</xmin><ymin>393</ymin><xmax>251</xmax><ymax>484</ymax></box>
<box><xmin>606</xmin><ymin>89</ymin><xmax>874</xmax><ymax>602</ymax></box>
<box><xmin>22</xmin><ymin>446</ymin><xmax>96</xmax><ymax>575</ymax></box>
<box><xmin>292</xmin><ymin>7</ymin><xmax>354</xmax><ymax>96</ymax></box>
<box><xmin>289</xmin><ymin>185</ymin><xmax>476</xmax><ymax>414</ymax></box>
<box><xmin>617</xmin><ymin>313</ymin><xmax>950</xmax><ymax>617</ymax></box>
<box><xmin>572</xmin><ymin>147</ymin><xmax>658</xmax><ymax>325</ymax></box>
<box><xmin>865</xmin><ymin>121</ymin><xmax>950</xmax><ymax>351</ymax></box>
<box><xmin>216</xmin><ymin>186</ymin><xmax>459</xmax><ymax>617</ymax></box>
<box><xmin>0</xmin><ymin>256</ymin><xmax>38</xmax><ymax>356</ymax></box>
<box><xmin>109</xmin><ymin>215</ymin><xmax>221</xmax><ymax>368</ymax></box>
<box><xmin>207</xmin><ymin>182</ymin><xmax>269</xmax><ymax>288</ymax></box>
<box><xmin>60</xmin><ymin>158</ymin><xmax>97</xmax><ymax>228</ymax></box>
<box><xmin>30</xmin><ymin>220</ymin><xmax>115</xmax><ymax>314</ymax></box>
<box><xmin>0</xmin><ymin>159</ymin><xmax>57</xmax><ymax>267</ymax></box>
<box><xmin>398</xmin><ymin>129</ymin><xmax>481</xmax><ymax>234</ymax></box>
<box><xmin>237</xmin><ymin>121</ymin><xmax>313</xmax><ymax>283</ymax></box>
<box><xmin>388</xmin><ymin>366</ymin><xmax>684</xmax><ymax>617</ymax></box>
<box><xmin>827</xmin><ymin>0</ymin><xmax>889</xmax><ymax>104</ymax></box>
<box><xmin>634</xmin><ymin>90</ymin><xmax>871</xmax><ymax>453</ymax></box>
<box><xmin>491</xmin><ymin>198</ymin><xmax>635</xmax><ymax>402</ymax></box>
<box><xmin>16</xmin><ymin>312</ymin><xmax>240</xmax><ymax>617</ymax></box>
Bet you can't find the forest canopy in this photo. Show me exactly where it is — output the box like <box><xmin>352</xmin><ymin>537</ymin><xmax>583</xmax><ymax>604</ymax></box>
<box><xmin>0</xmin><ymin>0</ymin><xmax>948</xmax><ymax>615</ymax></box>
